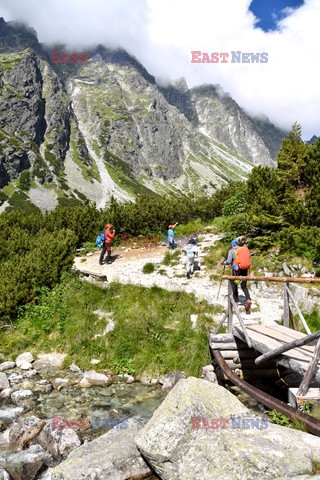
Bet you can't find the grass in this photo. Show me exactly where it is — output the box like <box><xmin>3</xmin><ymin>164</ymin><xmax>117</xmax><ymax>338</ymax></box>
<box><xmin>142</xmin><ymin>262</ymin><xmax>155</xmax><ymax>274</ymax></box>
<box><xmin>0</xmin><ymin>274</ymin><xmax>220</xmax><ymax>378</ymax></box>
<box><xmin>162</xmin><ymin>249</ymin><xmax>181</xmax><ymax>266</ymax></box>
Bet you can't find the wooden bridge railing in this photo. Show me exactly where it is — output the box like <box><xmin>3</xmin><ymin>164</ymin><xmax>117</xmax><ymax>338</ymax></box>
<box><xmin>214</xmin><ymin>275</ymin><xmax>320</xmax><ymax>397</ymax></box>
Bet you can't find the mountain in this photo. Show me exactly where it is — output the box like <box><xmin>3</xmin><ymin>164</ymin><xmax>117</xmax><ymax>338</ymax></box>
<box><xmin>307</xmin><ymin>135</ymin><xmax>318</xmax><ymax>145</ymax></box>
<box><xmin>0</xmin><ymin>18</ymin><xmax>287</xmax><ymax>212</ymax></box>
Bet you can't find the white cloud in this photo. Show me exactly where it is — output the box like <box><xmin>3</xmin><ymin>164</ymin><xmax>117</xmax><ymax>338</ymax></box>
<box><xmin>0</xmin><ymin>0</ymin><xmax>319</xmax><ymax>138</ymax></box>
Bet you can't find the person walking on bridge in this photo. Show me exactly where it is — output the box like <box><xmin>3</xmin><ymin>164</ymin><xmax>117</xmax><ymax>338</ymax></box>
<box><xmin>224</xmin><ymin>237</ymin><xmax>252</xmax><ymax>313</ymax></box>
<box><xmin>99</xmin><ymin>223</ymin><xmax>116</xmax><ymax>265</ymax></box>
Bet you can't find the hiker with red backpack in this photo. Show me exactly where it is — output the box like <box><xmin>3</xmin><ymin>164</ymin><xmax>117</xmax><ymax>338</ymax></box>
<box><xmin>224</xmin><ymin>236</ymin><xmax>252</xmax><ymax>313</ymax></box>
<box><xmin>99</xmin><ymin>223</ymin><xmax>116</xmax><ymax>265</ymax></box>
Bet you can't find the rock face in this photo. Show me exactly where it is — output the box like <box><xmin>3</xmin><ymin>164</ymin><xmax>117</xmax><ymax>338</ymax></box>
<box><xmin>51</xmin><ymin>417</ymin><xmax>151</xmax><ymax>480</ymax></box>
<box><xmin>136</xmin><ymin>377</ymin><xmax>320</xmax><ymax>480</ymax></box>
<box><xmin>0</xmin><ymin>17</ymin><xmax>286</xmax><ymax>212</ymax></box>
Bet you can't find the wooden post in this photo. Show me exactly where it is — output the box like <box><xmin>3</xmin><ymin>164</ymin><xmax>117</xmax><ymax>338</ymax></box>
<box><xmin>213</xmin><ymin>312</ymin><xmax>228</xmax><ymax>335</ymax></box>
<box><xmin>297</xmin><ymin>337</ymin><xmax>320</xmax><ymax>397</ymax></box>
<box><xmin>255</xmin><ymin>329</ymin><xmax>320</xmax><ymax>366</ymax></box>
<box><xmin>283</xmin><ymin>282</ymin><xmax>290</xmax><ymax>328</ymax></box>
<box><xmin>227</xmin><ymin>280</ymin><xmax>233</xmax><ymax>334</ymax></box>
<box><xmin>229</xmin><ymin>296</ymin><xmax>252</xmax><ymax>348</ymax></box>
<box><xmin>285</xmin><ymin>284</ymin><xmax>311</xmax><ymax>335</ymax></box>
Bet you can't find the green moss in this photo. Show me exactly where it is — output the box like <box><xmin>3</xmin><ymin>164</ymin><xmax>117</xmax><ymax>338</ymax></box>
<box><xmin>105</xmin><ymin>163</ymin><xmax>160</xmax><ymax>199</ymax></box>
<box><xmin>18</xmin><ymin>170</ymin><xmax>31</xmax><ymax>191</ymax></box>
<box><xmin>2</xmin><ymin>183</ymin><xmax>15</xmax><ymax>197</ymax></box>
<box><xmin>0</xmin><ymin>190</ymin><xmax>8</xmax><ymax>205</ymax></box>
<box><xmin>0</xmin><ymin>51</ymin><xmax>27</xmax><ymax>71</ymax></box>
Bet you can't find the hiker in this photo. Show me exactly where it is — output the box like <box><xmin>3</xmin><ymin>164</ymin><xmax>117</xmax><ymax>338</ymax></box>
<box><xmin>99</xmin><ymin>223</ymin><xmax>116</xmax><ymax>265</ymax></box>
<box><xmin>183</xmin><ymin>237</ymin><xmax>198</xmax><ymax>279</ymax></box>
<box><xmin>168</xmin><ymin>222</ymin><xmax>178</xmax><ymax>250</ymax></box>
<box><xmin>224</xmin><ymin>237</ymin><xmax>252</xmax><ymax>312</ymax></box>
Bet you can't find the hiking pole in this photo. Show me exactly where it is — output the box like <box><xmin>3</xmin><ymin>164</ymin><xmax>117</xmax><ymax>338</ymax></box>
<box><xmin>216</xmin><ymin>263</ymin><xmax>226</xmax><ymax>299</ymax></box>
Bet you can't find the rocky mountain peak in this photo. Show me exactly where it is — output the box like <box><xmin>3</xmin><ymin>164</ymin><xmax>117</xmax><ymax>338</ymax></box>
<box><xmin>0</xmin><ymin>17</ymin><xmax>40</xmax><ymax>53</ymax></box>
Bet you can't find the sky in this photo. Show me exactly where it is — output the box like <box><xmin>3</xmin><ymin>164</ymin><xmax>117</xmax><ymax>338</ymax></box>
<box><xmin>0</xmin><ymin>0</ymin><xmax>319</xmax><ymax>139</ymax></box>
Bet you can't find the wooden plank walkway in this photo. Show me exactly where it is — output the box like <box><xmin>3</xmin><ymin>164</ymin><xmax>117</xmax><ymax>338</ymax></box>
<box><xmin>233</xmin><ymin>323</ymin><xmax>320</xmax><ymax>384</ymax></box>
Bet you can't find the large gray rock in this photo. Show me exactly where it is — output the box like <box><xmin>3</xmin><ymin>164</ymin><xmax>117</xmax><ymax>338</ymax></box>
<box><xmin>4</xmin><ymin>444</ymin><xmax>51</xmax><ymax>480</ymax></box>
<box><xmin>78</xmin><ymin>370</ymin><xmax>111</xmax><ymax>388</ymax></box>
<box><xmin>0</xmin><ymin>373</ymin><xmax>9</xmax><ymax>391</ymax></box>
<box><xmin>51</xmin><ymin>418</ymin><xmax>150</xmax><ymax>480</ymax></box>
<box><xmin>136</xmin><ymin>377</ymin><xmax>320</xmax><ymax>480</ymax></box>
<box><xmin>0</xmin><ymin>388</ymin><xmax>13</xmax><ymax>399</ymax></box>
<box><xmin>15</xmin><ymin>352</ymin><xmax>34</xmax><ymax>368</ymax></box>
<box><xmin>160</xmin><ymin>371</ymin><xmax>186</xmax><ymax>393</ymax></box>
<box><xmin>0</xmin><ymin>407</ymin><xmax>24</xmax><ymax>427</ymax></box>
<box><xmin>11</xmin><ymin>389</ymin><xmax>33</xmax><ymax>406</ymax></box>
<box><xmin>0</xmin><ymin>468</ymin><xmax>10</xmax><ymax>480</ymax></box>
<box><xmin>9</xmin><ymin>415</ymin><xmax>46</xmax><ymax>451</ymax></box>
<box><xmin>37</xmin><ymin>419</ymin><xmax>81</xmax><ymax>459</ymax></box>
<box><xmin>0</xmin><ymin>362</ymin><xmax>15</xmax><ymax>372</ymax></box>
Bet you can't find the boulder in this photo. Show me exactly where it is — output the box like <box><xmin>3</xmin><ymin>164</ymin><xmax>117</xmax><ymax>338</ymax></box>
<box><xmin>204</xmin><ymin>371</ymin><xmax>217</xmax><ymax>383</ymax></box>
<box><xmin>0</xmin><ymin>373</ymin><xmax>9</xmax><ymax>391</ymax></box>
<box><xmin>202</xmin><ymin>364</ymin><xmax>214</xmax><ymax>375</ymax></box>
<box><xmin>51</xmin><ymin>418</ymin><xmax>151</xmax><ymax>480</ymax></box>
<box><xmin>78</xmin><ymin>370</ymin><xmax>111</xmax><ymax>388</ymax></box>
<box><xmin>4</xmin><ymin>444</ymin><xmax>51</xmax><ymax>480</ymax></box>
<box><xmin>52</xmin><ymin>378</ymin><xmax>70</xmax><ymax>390</ymax></box>
<box><xmin>37</xmin><ymin>419</ymin><xmax>81</xmax><ymax>459</ymax></box>
<box><xmin>282</xmin><ymin>262</ymin><xmax>291</xmax><ymax>276</ymax></box>
<box><xmin>136</xmin><ymin>377</ymin><xmax>320</xmax><ymax>480</ymax></box>
<box><xmin>69</xmin><ymin>363</ymin><xmax>82</xmax><ymax>373</ymax></box>
<box><xmin>15</xmin><ymin>353</ymin><xmax>34</xmax><ymax>368</ymax></box>
<box><xmin>23</xmin><ymin>369</ymin><xmax>38</xmax><ymax>378</ymax></box>
<box><xmin>0</xmin><ymin>468</ymin><xmax>10</xmax><ymax>480</ymax></box>
<box><xmin>0</xmin><ymin>388</ymin><xmax>13</xmax><ymax>399</ymax></box>
<box><xmin>11</xmin><ymin>389</ymin><xmax>33</xmax><ymax>406</ymax></box>
<box><xmin>0</xmin><ymin>362</ymin><xmax>15</xmax><ymax>372</ymax></box>
<box><xmin>0</xmin><ymin>407</ymin><xmax>24</xmax><ymax>427</ymax></box>
<box><xmin>160</xmin><ymin>371</ymin><xmax>186</xmax><ymax>393</ymax></box>
<box><xmin>9</xmin><ymin>416</ymin><xmax>46</xmax><ymax>451</ymax></box>
<box><xmin>19</xmin><ymin>362</ymin><xmax>33</xmax><ymax>370</ymax></box>
<box><xmin>7</xmin><ymin>373</ymin><xmax>23</xmax><ymax>384</ymax></box>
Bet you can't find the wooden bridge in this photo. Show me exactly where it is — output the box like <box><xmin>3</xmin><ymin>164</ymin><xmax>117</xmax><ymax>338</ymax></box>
<box><xmin>209</xmin><ymin>275</ymin><xmax>320</xmax><ymax>402</ymax></box>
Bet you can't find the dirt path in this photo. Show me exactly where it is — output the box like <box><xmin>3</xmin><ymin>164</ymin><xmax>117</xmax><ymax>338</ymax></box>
<box><xmin>74</xmin><ymin>234</ymin><xmax>284</xmax><ymax>324</ymax></box>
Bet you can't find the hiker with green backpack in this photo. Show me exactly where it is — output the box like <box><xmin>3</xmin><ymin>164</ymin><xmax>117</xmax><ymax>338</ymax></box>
<box><xmin>224</xmin><ymin>236</ymin><xmax>252</xmax><ymax>313</ymax></box>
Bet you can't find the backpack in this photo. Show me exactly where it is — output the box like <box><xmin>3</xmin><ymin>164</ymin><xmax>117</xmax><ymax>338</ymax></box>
<box><xmin>95</xmin><ymin>231</ymin><xmax>105</xmax><ymax>248</ymax></box>
<box><xmin>234</xmin><ymin>246</ymin><xmax>251</xmax><ymax>269</ymax></box>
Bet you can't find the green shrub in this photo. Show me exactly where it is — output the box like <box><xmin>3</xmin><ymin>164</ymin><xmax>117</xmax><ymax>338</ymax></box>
<box><xmin>142</xmin><ymin>263</ymin><xmax>155</xmax><ymax>274</ymax></box>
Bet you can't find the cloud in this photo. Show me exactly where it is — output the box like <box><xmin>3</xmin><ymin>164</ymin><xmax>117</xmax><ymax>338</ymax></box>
<box><xmin>0</xmin><ymin>0</ymin><xmax>319</xmax><ymax>139</ymax></box>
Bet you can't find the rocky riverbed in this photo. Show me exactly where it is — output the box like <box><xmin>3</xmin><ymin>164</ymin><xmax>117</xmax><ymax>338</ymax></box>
<box><xmin>0</xmin><ymin>351</ymin><xmax>166</xmax><ymax>480</ymax></box>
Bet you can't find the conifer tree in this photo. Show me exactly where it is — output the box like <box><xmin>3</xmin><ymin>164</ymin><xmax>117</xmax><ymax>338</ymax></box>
<box><xmin>276</xmin><ymin>122</ymin><xmax>309</xmax><ymax>188</ymax></box>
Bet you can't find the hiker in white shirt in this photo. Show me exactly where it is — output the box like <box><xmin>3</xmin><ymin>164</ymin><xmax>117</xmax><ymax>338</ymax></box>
<box><xmin>183</xmin><ymin>238</ymin><xmax>198</xmax><ymax>279</ymax></box>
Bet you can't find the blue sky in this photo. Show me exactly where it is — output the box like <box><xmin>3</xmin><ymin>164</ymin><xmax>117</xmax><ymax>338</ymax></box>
<box><xmin>249</xmin><ymin>0</ymin><xmax>305</xmax><ymax>31</ymax></box>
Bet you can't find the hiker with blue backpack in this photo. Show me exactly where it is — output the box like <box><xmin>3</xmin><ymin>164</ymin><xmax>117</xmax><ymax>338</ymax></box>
<box><xmin>224</xmin><ymin>236</ymin><xmax>252</xmax><ymax>313</ymax></box>
<box><xmin>98</xmin><ymin>223</ymin><xmax>116</xmax><ymax>265</ymax></box>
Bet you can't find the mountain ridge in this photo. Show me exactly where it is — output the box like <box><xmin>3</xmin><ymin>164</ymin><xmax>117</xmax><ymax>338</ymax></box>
<box><xmin>0</xmin><ymin>18</ymin><xmax>287</xmax><ymax>212</ymax></box>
